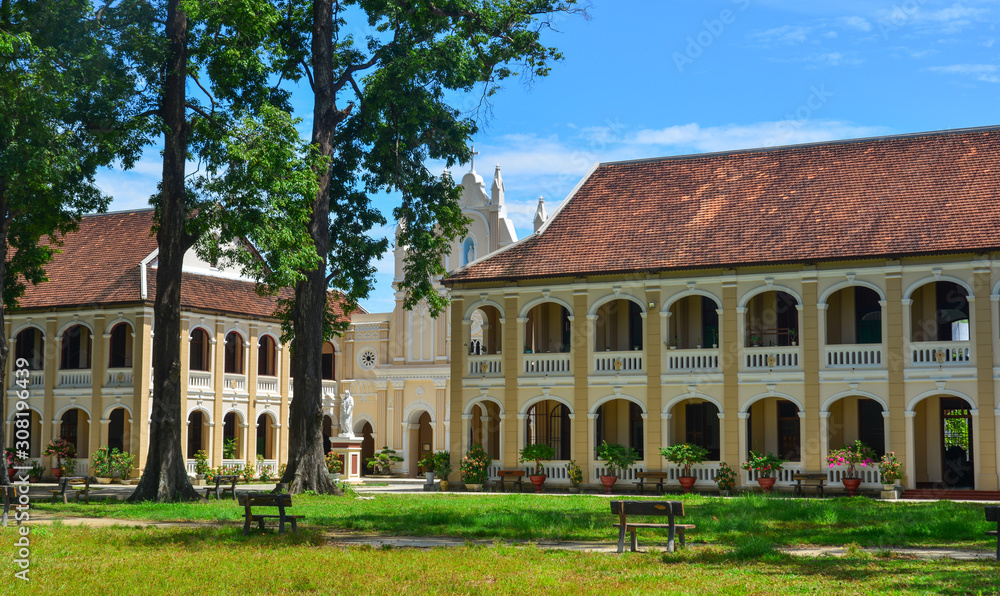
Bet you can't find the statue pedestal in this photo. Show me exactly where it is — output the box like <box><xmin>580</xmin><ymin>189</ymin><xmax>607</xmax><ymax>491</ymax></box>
<box><xmin>329</xmin><ymin>437</ymin><xmax>365</xmax><ymax>484</ymax></box>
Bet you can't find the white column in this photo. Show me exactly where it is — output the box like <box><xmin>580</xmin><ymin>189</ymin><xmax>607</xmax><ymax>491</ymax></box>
<box><xmin>587</xmin><ymin>413</ymin><xmax>599</xmax><ymax>480</ymax></box>
<box><xmin>461</xmin><ymin>413</ymin><xmax>473</xmax><ymax>454</ymax></box>
<box><xmin>819</xmin><ymin>411</ymin><xmax>831</xmax><ymax>466</ymax></box>
<box><xmin>240</xmin><ymin>422</ymin><xmax>249</xmax><ymax>462</ymax></box>
<box><xmin>738</xmin><ymin>412</ymin><xmax>749</xmax><ymax>485</ymax></box>
<box><xmin>904</xmin><ymin>410</ymin><xmax>916</xmax><ymax>489</ymax></box>
<box><xmin>662</xmin><ymin>413</ymin><xmax>672</xmax><ymax>448</ymax></box>
<box><xmin>797</xmin><ymin>410</ymin><xmax>807</xmax><ymax>470</ymax></box>
<box><xmin>901</xmin><ymin>299</ymin><xmax>913</xmax><ymax>368</ymax></box>
<box><xmin>882</xmin><ymin>410</ymin><xmax>891</xmax><ymax>455</ymax></box>
<box><xmin>717</xmin><ymin>412</ymin><xmax>726</xmax><ymax>462</ymax></box>
<box><xmin>735</xmin><ymin>307</ymin><xmax>747</xmax><ymax>370</ymax></box>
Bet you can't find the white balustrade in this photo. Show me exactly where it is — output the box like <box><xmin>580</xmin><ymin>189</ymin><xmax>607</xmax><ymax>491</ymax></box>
<box><xmin>468</xmin><ymin>355</ymin><xmax>503</xmax><ymax>377</ymax></box>
<box><xmin>661</xmin><ymin>462</ymin><xmax>722</xmax><ymax>484</ymax></box>
<box><xmin>593</xmin><ymin>351</ymin><xmax>644</xmax><ymax>374</ymax></box>
<box><xmin>257</xmin><ymin>376</ymin><xmax>278</xmax><ymax>394</ymax></box>
<box><xmin>523</xmin><ymin>353</ymin><xmax>572</xmax><ymax>375</ymax></box>
<box><xmin>256</xmin><ymin>459</ymin><xmax>278</xmax><ymax>475</ymax></box>
<box><xmin>826</xmin><ymin>464</ymin><xmax>882</xmax><ymax>487</ymax></box>
<box><xmin>744</xmin><ymin>346</ymin><xmax>799</xmax><ymax>370</ymax></box>
<box><xmin>186</xmin><ymin>460</ymin><xmax>197</xmax><ymax>474</ymax></box>
<box><xmin>592</xmin><ymin>462</ymin><xmax>647</xmax><ymax>481</ymax></box>
<box><xmin>322</xmin><ymin>380</ymin><xmax>337</xmax><ymax>396</ymax></box>
<box><xmin>744</xmin><ymin>462</ymin><xmax>801</xmax><ymax>485</ymax></box>
<box><xmin>105</xmin><ymin>368</ymin><xmax>134</xmax><ymax>387</ymax></box>
<box><xmin>288</xmin><ymin>378</ymin><xmax>294</xmax><ymax>396</ymax></box>
<box><xmin>188</xmin><ymin>371</ymin><xmax>212</xmax><ymax>389</ymax></box>
<box><xmin>910</xmin><ymin>341</ymin><xmax>971</xmax><ymax>366</ymax></box>
<box><xmin>665</xmin><ymin>349</ymin><xmax>720</xmax><ymax>372</ymax></box>
<box><xmin>221</xmin><ymin>459</ymin><xmax>244</xmax><ymax>472</ymax></box>
<box><xmin>73</xmin><ymin>461</ymin><xmax>90</xmax><ymax>476</ymax></box>
<box><xmin>824</xmin><ymin>345</ymin><xmax>883</xmax><ymax>368</ymax></box>
<box><xmin>57</xmin><ymin>370</ymin><xmax>92</xmax><ymax>387</ymax></box>
<box><xmin>487</xmin><ymin>461</ymin><xmax>502</xmax><ymax>481</ymax></box>
<box><xmin>224</xmin><ymin>374</ymin><xmax>247</xmax><ymax>392</ymax></box>
<box><xmin>9</xmin><ymin>371</ymin><xmax>45</xmax><ymax>389</ymax></box>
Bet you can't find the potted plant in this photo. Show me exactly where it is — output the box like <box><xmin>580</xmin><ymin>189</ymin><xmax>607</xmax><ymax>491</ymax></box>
<box><xmin>223</xmin><ymin>438</ymin><xmax>238</xmax><ymax>460</ymax></box>
<box><xmin>5</xmin><ymin>448</ymin><xmax>25</xmax><ymax>481</ymax></box>
<box><xmin>43</xmin><ymin>439</ymin><xmax>76</xmax><ymax>480</ymax></box>
<box><xmin>879</xmin><ymin>451</ymin><xmax>903</xmax><ymax>491</ymax></box>
<box><xmin>418</xmin><ymin>454</ymin><xmax>436</xmax><ymax>483</ymax></box>
<box><xmin>258</xmin><ymin>464</ymin><xmax>273</xmax><ymax>484</ymax></box>
<box><xmin>827</xmin><ymin>440</ymin><xmax>876</xmax><ymax>496</ymax></box>
<box><xmin>595</xmin><ymin>440</ymin><xmax>640</xmax><ymax>493</ymax></box>
<box><xmin>519</xmin><ymin>443</ymin><xmax>555</xmax><ymax>492</ymax></box>
<box><xmin>565</xmin><ymin>460</ymin><xmax>583</xmax><ymax>494</ymax></box>
<box><xmin>28</xmin><ymin>461</ymin><xmax>44</xmax><ymax>483</ymax></box>
<box><xmin>788</xmin><ymin>328</ymin><xmax>798</xmax><ymax>346</ymax></box>
<box><xmin>659</xmin><ymin>443</ymin><xmax>709</xmax><ymax>493</ymax></box>
<box><xmin>742</xmin><ymin>451</ymin><xmax>785</xmax><ymax>493</ymax></box>
<box><xmin>241</xmin><ymin>461</ymin><xmax>256</xmax><ymax>484</ymax></box>
<box><xmin>749</xmin><ymin>335</ymin><xmax>763</xmax><ymax>348</ymax></box>
<box><xmin>366</xmin><ymin>446</ymin><xmax>403</xmax><ymax>475</ymax></box>
<box><xmin>714</xmin><ymin>462</ymin><xmax>737</xmax><ymax>496</ymax></box>
<box><xmin>61</xmin><ymin>458</ymin><xmax>77</xmax><ymax>478</ymax></box>
<box><xmin>325</xmin><ymin>451</ymin><xmax>343</xmax><ymax>477</ymax></box>
<box><xmin>194</xmin><ymin>449</ymin><xmax>210</xmax><ymax>484</ymax></box>
<box><xmin>432</xmin><ymin>450</ymin><xmax>452</xmax><ymax>491</ymax></box>
<box><xmin>112</xmin><ymin>450</ymin><xmax>135</xmax><ymax>484</ymax></box>
<box><xmin>91</xmin><ymin>446</ymin><xmax>116</xmax><ymax>483</ymax></box>
<box><xmin>461</xmin><ymin>443</ymin><xmax>491</xmax><ymax>491</ymax></box>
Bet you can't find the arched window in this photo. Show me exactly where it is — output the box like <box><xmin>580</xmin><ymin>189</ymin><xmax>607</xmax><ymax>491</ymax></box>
<box><xmin>224</xmin><ymin>331</ymin><xmax>244</xmax><ymax>374</ymax></box>
<box><xmin>525</xmin><ymin>401</ymin><xmax>571</xmax><ymax>460</ymax></box>
<box><xmin>322</xmin><ymin>342</ymin><xmax>336</xmax><ymax>380</ymax></box>
<box><xmin>189</xmin><ymin>328</ymin><xmax>211</xmax><ymax>371</ymax></box>
<box><xmin>258</xmin><ymin>336</ymin><xmax>277</xmax><ymax>377</ymax></box>
<box><xmin>60</xmin><ymin>325</ymin><xmax>92</xmax><ymax>370</ymax></box>
<box><xmin>14</xmin><ymin>327</ymin><xmax>44</xmax><ymax>370</ymax></box>
<box><xmin>108</xmin><ymin>323</ymin><xmax>134</xmax><ymax>368</ymax></box>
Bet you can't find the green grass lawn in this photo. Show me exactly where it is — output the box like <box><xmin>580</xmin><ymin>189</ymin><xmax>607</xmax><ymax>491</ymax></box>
<box><xmin>7</xmin><ymin>492</ymin><xmax>998</xmax><ymax>594</ymax></box>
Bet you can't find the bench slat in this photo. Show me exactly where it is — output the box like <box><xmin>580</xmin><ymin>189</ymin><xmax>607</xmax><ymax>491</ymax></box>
<box><xmin>611</xmin><ymin>500</ymin><xmax>684</xmax><ymax>517</ymax></box>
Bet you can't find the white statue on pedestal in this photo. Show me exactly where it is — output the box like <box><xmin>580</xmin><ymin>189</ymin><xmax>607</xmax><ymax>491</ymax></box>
<box><xmin>339</xmin><ymin>390</ymin><xmax>354</xmax><ymax>437</ymax></box>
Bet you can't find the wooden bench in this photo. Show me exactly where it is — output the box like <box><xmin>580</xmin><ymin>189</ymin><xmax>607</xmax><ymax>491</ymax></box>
<box><xmin>793</xmin><ymin>473</ymin><xmax>827</xmax><ymax>498</ymax></box>
<box><xmin>238</xmin><ymin>493</ymin><xmax>304</xmax><ymax>535</ymax></box>
<box><xmin>633</xmin><ymin>472</ymin><xmax>670</xmax><ymax>495</ymax></box>
<box><xmin>50</xmin><ymin>476</ymin><xmax>90</xmax><ymax>505</ymax></box>
<box><xmin>495</xmin><ymin>470</ymin><xmax>523</xmax><ymax>493</ymax></box>
<box><xmin>986</xmin><ymin>506</ymin><xmax>999</xmax><ymax>561</ymax></box>
<box><xmin>204</xmin><ymin>474</ymin><xmax>238</xmax><ymax>500</ymax></box>
<box><xmin>2</xmin><ymin>485</ymin><xmax>19</xmax><ymax>527</ymax></box>
<box><xmin>610</xmin><ymin>500</ymin><xmax>695</xmax><ymax>553</ymax></box>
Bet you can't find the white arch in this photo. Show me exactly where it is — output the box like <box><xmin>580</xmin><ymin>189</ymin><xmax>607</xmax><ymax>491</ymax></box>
<box><xmin>54</xmin><ymin>403</ymin><xmax>92</xmax><ymax>420</ymax></box>
<box><xmin>104</xmin><ymin>318</ymin><xmax>136</xmax><ymax>335</ymax></box>
<box><xmin>590</xmin><ymin>393</ymin><xmax>647</xmax><ymax>415</ymax></box>
<box><xmin>818</xmin><ymin>280</ymin><xmax>887</xmax><ymax>305</ymax></box>
<box><xmin>353</xmin><ymin>414</ymin><xmax>376</xmax><ymax>436</ymax></box>
<box><xmin>403</xmin><ymin>399</ymin><xmax>436</xmax><ymax>424</ymax></box>
<box><xmin>186</xmin><ymin>406</ymin><xmax>213</xmax><ymax>423</ymax></box>
<box><xmin>6</xmin><ymin>405</ymin><xmax>43</xmax><ymax>423</ymax></box>
<box><xmin>56</xmin><ymin>320</ymin><xmax>95</xmax><ymax>338</ymax></box>
<box><xmin>255</xmin><ymin>409</ymin><xmax>278</xmax><ymax>425</ymax></box>
<box><xmin>738</xmin><ymin>284</ymin><xmax>802</xmax><ymax>309</ymax></box>
<box><xmin>257</xmin><ymin>331</ymin><xmax>280</xmax><ymax>346</ymax></box>
<box><xmin>188</xmin><ymin>324</ymin><xmax>213</xmax><ymax>339</ymax></box>
<box><xmin>588</xmin><ymin>293</ymin><xmax>647</xmax><ymax>316</ymax></box>
<box><xmin>222</xmin><ymin>408</ymin><xmax>246</xmax><ymax>425</ymax></box>
<box><xmin>662</xmin><ymin>392</ymin><xmax>724</xmax><ymax>416</ymax></box>
<box><xmin>463</xmin><ymin>210</ymin><xmax>490</xmax><ymax>234</ymax></box>
<box><xmin>519</xmin><ymin>295</ymin><xmax>574</xmax><ymax>319</ymax></box>
<box><xmin>322</xmin><ymin>339</ymin><xmax>341</xmax><ymax>353</ymax></box>
<box><xmin>741</xmin><ymin>391</ymin><xmax>804</xmax><ymax>413</ymax></box>
<box><xmin>906</xmin><ymin>388</ymin><xmax>976</xmax><ymax>412</ymax></box>
<box><xmin>662</xmin><ymin>289</ymin><xmax>722</xmax><ymax>314</ymax></box>
<box><xmin>102</xmin><ymin>403</ymin><xmax>134</xmax><ymax>420</ymax></box>
<box><xmin>464</xmin><ymin>299</ymin><xmax>506</xmax><ymax>321</ymax></box>
<box><xmin>904</xmin><ymin>275</ymin><xmax>974</xmax><ymax>300</ymax></box>
<box><xmin>10</xmin><ymin>323</ymin><xmax>46</xmax><ymax>340</ymax></box>
<box><xmin>821</xmin><ymin>390</ymin><xmax>888</xmax><ymax>413</ymax></box>
<box><xmin>520</xmin><ymin>394</ymin><xmax>575</xmax><ymax>416</ymax></box>
<box><xmin>223</xmin><ymin>328</ymin><xmax>247</xmax><ymax>343</ymax></box>
<box><xmin>464</xmin><ymin>395</ymin><xmax>506</xmax><ymax>417</ymax></box>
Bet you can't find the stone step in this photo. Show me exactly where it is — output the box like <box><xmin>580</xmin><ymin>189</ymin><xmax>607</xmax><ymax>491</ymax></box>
<box><xmin>899</xmin><ymin>489</ymin><xmax>1000</xmax><ymax>502</ymax></box>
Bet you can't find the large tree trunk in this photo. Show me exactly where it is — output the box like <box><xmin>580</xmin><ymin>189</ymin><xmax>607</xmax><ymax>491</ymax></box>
<box><xmin>0</xmin><ymin>212</ymin><xmax>9</xmax><ymax>489</ymax></box>
<box><xmin>129</xmin><ymin>0</ymin><xmax>200</xmax><ymax>502</ymax></box>
<box><xmin>277</xmin><ymin>0</ymin><xmax>344</xmax><ymax>496</ymax></box>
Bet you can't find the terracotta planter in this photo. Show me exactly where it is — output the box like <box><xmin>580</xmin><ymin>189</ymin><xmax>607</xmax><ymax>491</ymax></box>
<box><xmin>7</xmin><ymin>468</ymin><xmax>15</xmax><ymax>481</ymax></box>
<box><xmin>95</xmin><ymin>477</ymin><xmax>113</xmax><ymax>485</ymax></box>
<box><xmin>53</xmin><ymin>467</ymin><xmax>62</xmax><ymax>480</ymax></box>
<box><xmin>599</xmin><ymin>475</ymin><xmax>618</xmax><ymax>494</ymax></box>
<box><xmin>678</xmin><ymin>476</ymin><xmax>697</xmax><ymax>494</ymax></box>
<box><xmin>842</xmin><ymin>477</ymin><xmax>862</xmax><ymax>496</ymax></box>
<box><xmin>757</xmin><ymin>477</ymin><xmax>777</xmax><ymax>493</ymax></box>
<box><xmin>529</xmin><ymin>474</ymin><xmax>547</xmax><ymax>492</ymax></box>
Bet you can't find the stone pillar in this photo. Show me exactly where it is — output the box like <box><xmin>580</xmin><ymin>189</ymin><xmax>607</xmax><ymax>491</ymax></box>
<box><xmin>819</xmin><ymin>411</ymin><xmax>830</xmax><ymax>468</ymax></box>
<box><xmin>801</xmin><ymin>275</ymin><xmax>821</xmax><ymax>471</ymax></box>
<box><xmin>247</xmin><ymin>326</ymin><xmax>259</xmax><ymax>462</ymax></box>
<box><xmin>503</xmin><ymin>293</ymin><xmax>520</xmax><ymax>469</ymax></box>
<box><xmin>885</xmin><ymin>267</ymin><xmax>908</xmax><ymax>487</ymax></box>
<box><xmin>572</xmin><ymin>289</ymin><xmax>591</xmax><ymax>482</ymax></box>
<box><xmin>722</xmin><ymin>281</ymin><xmax>740</xmax><ymax>480</ymax></box>
<box><xmin>90</xmin><ymin>314</ymin><xmax>106</xmax><ymax>460</ymax></box>
<box><xmin>645</xmin><ymin>288</ymin><xmax>662</xmax><ymax>472</ymax></box>
<box><xmin>904</xmin><ymin>410</ymin><xmax>916</xmax><ymax>488</ymax></box>
<box><xmin>213</xmin><ymin>321</ymin><xmax>225</xmax><ymax>465</ymax></box>
<box><xmin>42</xmin><ymin>316</ymin><xmax>57</xmax><ymax>463</ymax></box>
<box><xmin>133</xmin><ymin>309</ymin><xmax>153</xmax><ymax>469</ymax></box>
<box><xmin>973</xmin><ymin>265</ymin><xmax>998</xmax><ymax>490</ymax></box>
<box><xmin>737</xmin><ymin>412</ymin><xmax>749</xmax><ymax>485</ymax></box>
<box><xmin>277</xmin><ymin>342</ymin><xmax>290</xmax><ymax>465</ymax></box>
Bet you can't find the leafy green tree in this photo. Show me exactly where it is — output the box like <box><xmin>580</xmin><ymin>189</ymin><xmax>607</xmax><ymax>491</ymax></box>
<box><xmin>272</xmin><ymin>0</ymin><xmax>585</xmax><ymax>494</ymax></box>
<box><xmin>0</xmin><ymin>0</ymin><xmax>144</xmax><ymax>486</ymax></box>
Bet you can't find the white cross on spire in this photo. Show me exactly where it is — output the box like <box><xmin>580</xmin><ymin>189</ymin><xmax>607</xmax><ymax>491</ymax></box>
<box><xmin>469</xmin><ymin>146</ymin><xmax>479</xmax><ymax>172</ymax></box>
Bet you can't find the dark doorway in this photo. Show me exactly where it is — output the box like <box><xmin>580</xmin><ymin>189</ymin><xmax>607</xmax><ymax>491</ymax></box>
<box><xmin>941</xmin><ymin>398</ymin><xmax>974</xmax><ymax>489</ymax></box>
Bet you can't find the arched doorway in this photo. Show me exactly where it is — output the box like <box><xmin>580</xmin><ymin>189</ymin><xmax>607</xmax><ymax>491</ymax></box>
<box><xmin>408</xmin><ymin>411</ymin><xmax>433</xmax><ymax>477</ymax></box>
<box><xmin>222</xmin><ymin>411</ymin><xmax>242</xmax><ymax>460</ymax></box>
<box><xmin>667</xmin><ymin>398</ymin><xmax>720</xmax><ymax>461</ymax></box>
<box><xmin>912</xmin><ymin>396</ymin><xmax>975</xmax><ymax>489</ymax></box>
<box><xmin>107</xmin><ymin>408</ymin><xmax>131</xmax><ymax>453</ymax></box>
<box><xmin>357</xmin><ymin>421</ymin><xmax>375</xmax><ymax>476</ymax></box>
<box><xmin>826</xmin><ymin>397</ymin><xmax>885</xmax><ymax>457</ymax></box>
<box><xmin>746</xmin><ymin>397</ymin><xmax>800</xmax><ymax>463</ymax></box>
<box><xmin>525</xmin><ymin>400</ymin><xmax>570</xmax><ymax>460</ymax></box>
<box><xmin>669</xmin><ymin>295</ymin><xmax>720</xmax><ymax>349</ymax></box>
<box><xmin>594</xmin><ymin>399</ymin><xmax>643</xmax><ymax>461</ymax></box>
<box><xmin>256</xmin><ymin>412</ymin><xmax>276</xmax><ymax>460</ymax></box>
<box><xmin>59</xmin><ymin>408</ymin><xmax>90</xmax><ymax>459</ymax></box>
<box><xmin>469</xmin><ymin>401</ymin><xmax>501</xmax><ymax>459</ymax></box>
<box><xmin>745</xmin><ymin>291</ymin><xmax>799</xmax><ymax>347</ymax></box>
<box><xmin>187</xmin><ymin>411</ymin><xmax>208</xmax><ymax>458</ymax></box>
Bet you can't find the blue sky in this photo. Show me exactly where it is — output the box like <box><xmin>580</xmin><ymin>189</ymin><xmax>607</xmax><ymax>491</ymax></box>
<box><xmin>101</xmin><ymin>0</ymin><xmax>1000</xmax><ymax>312</ymax></box>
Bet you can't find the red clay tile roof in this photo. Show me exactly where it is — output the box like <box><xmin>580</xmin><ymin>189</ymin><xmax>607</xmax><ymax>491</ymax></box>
<box><xmin>445</xmin><ymin>126</ymin><xmax>1000</xmax><ymax>285</ymax></box>
<box><xmin>15</xmin><ymin>209</ymin><xmax>357</xmax><ymax>321</ymax></box>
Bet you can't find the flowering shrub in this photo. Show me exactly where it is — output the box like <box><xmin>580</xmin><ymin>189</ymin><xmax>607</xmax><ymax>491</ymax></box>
<box><xmin>460</xmin><ymin>444</ymin><xmax>491</xmax><ymax>485</ymax></box>
<box><xmin>714</xmin><ymin>462</ymin><xmax>737</xmax><ymax>491</ymax></box>
<box><xmin>5</xmin><ymin>448</ymin><xmax>25</xmax><ymax>468</ymax></box>
<box><xmin>113</xmin><ymin>450</ymin><xmax>135</xmax><ymax>480</ymax></box>
<box><xmin>659</xmin><ymin>443</ymin><xmax>710</xmax><ymax>476</ymax></box>
<box><xmin>879</xmin><ymin>451</ymin><xmax>903</xmax><ymax>484</ymax></box>
<box><xmin>742</xmin><ymin>451</ymin><xmax>785</xmax><ymax>478</ymax></box>
<box><xmin>565</xmin><ymin>460</ymin><xmax>583</xmax><ymax>487</ymax></box>
<box><xmin>240</xmin><ymin>461</ymin><xmax>256</xmax><ymax>483</ymax></box>
<box><xmin>826</xmin><ymin>440</ymin><xmax>876</xmax><ymax>479</ymax></box>
<box><xmin>194</xmin><ymin>450</ymin><xmax>210</xmax><ymax>476</ymax></box>
<box><xmin>43</xmin><ymin>438</ymin><xmax>76</xmax><ymax>466</ymax></box>
<box><xmin>326</xmin><ymin>452</ymin><xmax>343</xmax><ymax>475</ymax></box>
<box><xmin>91</xmin><ymin>446</ymin><xmax>117</xmax><ymax>478</ymax></box>
<box><xmin>258</xmin><ymin>465</ymin><xmax>273</xmax><ymax>483</ymax></box>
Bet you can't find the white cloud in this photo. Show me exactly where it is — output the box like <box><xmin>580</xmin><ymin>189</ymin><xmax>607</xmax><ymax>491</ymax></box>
<box><xmin>842</xmin><ymin>16</ymin><xmax>872</xmax><ymax>31</ymax></box>
<box><xmin>929</xmin><ymin>63</ymin><xmax>1000</xmax><ymax>82</ymax></box>
<box><xmin>752</xmin><ymin>25</ymin><xmax>812</xmax><ymax>45</ymax></box>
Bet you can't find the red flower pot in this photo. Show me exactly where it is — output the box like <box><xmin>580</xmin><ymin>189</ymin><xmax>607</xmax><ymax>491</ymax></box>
<box><xmin>842</xmin><ymin>477</ymin><xmax>862</xmax><ymax>496</ymax></box>
<box><xmin>529</xmin><ymin>474</ymin><xmax>547</xmax><ymax>492</ymax></box>
<box><xmin>678</xmin><ymin>476</ymin><xmax>697</xmax><ymax>494</ymax></box>
<box><xmin>53</xmin><ymin>467</ymin><xmax>62</xmax><ymax>480</ymax></box>
<box><xmin>757</xmin><ymin>477</ymin><xmax>777</xmax><ymax>493</ymax></box>
<box><xmin>7</xmin><ymin>468</ymin><xmax>15</xmax><ymax>481</ymax></box>
<box><xmin>600</xmin><ymin>475</ymin><xmax>618</xmax><ymax>494</ymax></box>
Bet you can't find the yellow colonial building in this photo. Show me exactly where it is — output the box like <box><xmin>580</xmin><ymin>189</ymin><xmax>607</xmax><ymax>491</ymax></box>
<box><xmin>444</xmin><ymin>127</ymin><xmax>1000</xmax><ymax>493</ymax></box>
